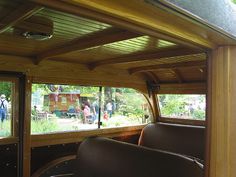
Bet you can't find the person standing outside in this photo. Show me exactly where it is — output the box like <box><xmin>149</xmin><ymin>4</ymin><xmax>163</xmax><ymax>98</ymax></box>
<box><xmin>92</xmin><ymin>99</ymin><xmax>99</xmax><ymax>122</ymax></box>
<box><xmin>0</xmin><ymin>94</ymin><xmax>8</xmax><ymax>129</ymax></box>
<box><xmin>106</xmin><ymin>102</ymin><xmax>113</xmax><ymax>118</ymax></box>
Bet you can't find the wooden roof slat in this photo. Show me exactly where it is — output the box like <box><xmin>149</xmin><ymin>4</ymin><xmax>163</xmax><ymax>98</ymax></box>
<box><xmin>36</xmin><ymin>27</ymin><xmax>141</xmax><ymax>64</ymax></box>
<box><xmin>0</xmin><ymin>3</ymin><xmax>43</xmax><ymax>34</ymax></box>
<box><xmin>129</xmin><ymin>60</ymin><xmax>206</xmax><ymax>74</ymax></box>
<box><xmin>89</xmin><ymin>47</ymin><xmax>203</xmax><ymax>69</ymax></box>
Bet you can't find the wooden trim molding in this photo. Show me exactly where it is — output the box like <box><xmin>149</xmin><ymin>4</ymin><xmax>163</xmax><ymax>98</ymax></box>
<box><xmin>160</xmin><ymin>117</ymin><xmax>205</xmax><ymax>126</ymax></box>
<box><xmin>31</xmin><ymin>125</ymin><xmax>145</xmax><ymax>147</ymax></box>
<box><xmin>0</xmin><ymin>137</ymin><xmax>18</xmax><ymax>145</ymax></box>
<box><xmin>157</xmin><ymin>83</ymin><xmax>207</xmax><ymax>94</ymax></box>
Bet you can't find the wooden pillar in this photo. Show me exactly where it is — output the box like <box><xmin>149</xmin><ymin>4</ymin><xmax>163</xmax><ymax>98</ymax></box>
<box><xmin>209</xmin><ymin>46</ymin><xmax>236</xmax><ymax>177</ymax></box>
<box><xmin>23</xmin><ymin>76</ymin><xmax>32</xmax><ymax>177</ymax></box>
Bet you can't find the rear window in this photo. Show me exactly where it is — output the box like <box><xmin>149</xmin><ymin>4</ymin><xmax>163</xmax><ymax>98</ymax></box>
<box><xmin>158</xmin><ymin>94</ymin><xmax>206</xmax><ymax>120</ymax></box>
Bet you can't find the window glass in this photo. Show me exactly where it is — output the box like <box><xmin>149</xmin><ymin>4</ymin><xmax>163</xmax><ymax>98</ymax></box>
<box><xmin>158</xmin><ymin>94</ymin><xmax>206</xmax><ymax>120</ymax></box>
<box><xmin>31</xmin><ymin>84</ymin><xmax>99</xmax><ymax>134</ymax></box>
<box><xmin>100</xmin><ymin>87</ymin><xmax>151</xmax><ymax>128</ymax></box>
<box><xmin>0</xmin><ymin>81</ymin><xmax>13</xmax><ymax>138</ymax></box>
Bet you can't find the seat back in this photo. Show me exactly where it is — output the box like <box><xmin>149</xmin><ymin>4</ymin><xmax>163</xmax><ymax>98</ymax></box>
<box><xmin>75</xmin><ymin>137</ymin><xmax>203</xmax><ymax>177</ymax></box>
<box><xmin>138</xmin><ymin>123</ymin><xmax>205</xmax><ymax>160</ymax></box>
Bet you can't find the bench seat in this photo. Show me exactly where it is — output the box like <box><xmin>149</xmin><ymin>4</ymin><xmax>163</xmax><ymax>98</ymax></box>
<box><xmin>138</xmin><ymin>123</ymin><xmax>205</xmax><ymax>162</ymax></box>
<box><xmin>75</xmin><ymin>137</ymin><xmax>203</xmax><ymax>177</ymax></box>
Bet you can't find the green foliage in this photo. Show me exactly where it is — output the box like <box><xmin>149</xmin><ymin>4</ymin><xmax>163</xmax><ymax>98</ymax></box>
<box><xmin>193</xmin><ymin>110</ymin><xmax>205</xmax><ymax>120</ymax></box>
<box><xmin>158</xmin><ymin>94</ymin><xmax>206</xmax><ymax>119</ymax></box>
<box><xmin>118</xmin><ymin>92</ymin><xmax>146</xmax><ymax>118</ymax></box>
<box><xmin>31</xmin><ymin>119</ymin><xmax>59</xmax><ymax>134</ymax></box>
<box><xmin>0</xmin><ymin>120</ymin><xmax>11</xmax><ymax>137</ymax></box>
<box><xmin>232</xmin><ymin>0</ymin><xmax>236</xmax><ymax>4</ymax></box>
<box><xmin>102</xmin><ymin>115</ymin><xmax>142</xmax><ymax>128</ymax></box>
<box><xmin>0</xmin><ymin>82</ymin><xmax>12</xmax><ymax>100</ymax></box>
<box><xmin>159</xmin><ymin>95</ymin><xmax>187</xmax><ymax>117</ymax></box>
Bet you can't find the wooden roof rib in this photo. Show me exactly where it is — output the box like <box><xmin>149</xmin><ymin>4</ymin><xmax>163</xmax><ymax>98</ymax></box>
<box><xmin>0</xmin><ymin>0</ymin><xmax>209</xmax><ymax>92</ymax></box>
<box><xmin>129</xmin><ymin>60</ymin><xmax>206</xmax><ymax>74</ymax></box>
<box><xmin>35</xmin><ymin>27</ymin><xmax>141</xmax><ymax>64</ymax></box>
<box><xmin>88</xmin><ymin>47</ymin><xmax>203</xmax><ymax>70</ymax></box>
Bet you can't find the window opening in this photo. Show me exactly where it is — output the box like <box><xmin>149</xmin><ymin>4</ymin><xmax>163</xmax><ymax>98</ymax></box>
<box><xmin>100</xmin><ymin>87</ymin><xmax>152</xmax><ymax>128</ymax></box>
<box><xmin>31</xmin><ymin>84</ymin><xmax>152</xmax><ymax>134</ymax></box>
<box><xmin>158</xmin><ymin>94</ymin><xmax>206</xmax><ymax>120</ymax></box>
<box><xmin>0</xmin><ymin>80</ymin><xmax>15</xmax><ymax>138</ymax></box>
<box><xmin>31</xmin><ymin>84</ymin><xmax>99</xmax><ymax>134</ymax></box>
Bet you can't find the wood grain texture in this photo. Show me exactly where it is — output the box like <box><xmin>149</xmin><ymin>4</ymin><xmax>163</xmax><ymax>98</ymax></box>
<box><xmin>89</xmin><ymin>47</ymin><xmax>202</xmax><ymax>69</ymax></box>
<box><xmin>31</xmin><ymin>0</ymin><xmax>236</xmax><ymax>48</ymax></box>
<box><xmin>23</xmin><ymin>76</ymin><xmax>32</xmax><ymax>177</ymax></box>
<box><xmin>36</xmin><ymin>27</ymin><xmax>141</xmax><ymax>63</ymax></box>
<box><xmin>209</xmin><ymin>46</ymin><xmax>236</xmax><ymax>177</ymax></box>
<box><xmin>31</xmin><ymin>125</ymin><xmax>145</xmax><ymax>147</ymax></box>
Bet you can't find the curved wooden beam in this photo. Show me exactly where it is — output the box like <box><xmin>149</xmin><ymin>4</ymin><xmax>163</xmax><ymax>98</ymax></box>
<box><xmin>171</xmin><ymin>69</ymin><xmax>183</xmax><ymax>83</ymax></box>
<box><xmin>146</xmin><ymin>71</ymin><xmax>160</xmax><ymax>84</ymax></box>
<box><xmin>129</xmin><ymin>60</ymin><xmax>206</xmax><ymax>74</ymax></box>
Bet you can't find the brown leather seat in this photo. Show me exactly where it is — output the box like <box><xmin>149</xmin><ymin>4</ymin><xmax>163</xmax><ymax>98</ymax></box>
<box><xmin>138</xmin><ymin>123</ymin><xmax>205</xmax><ymax>161</ymax></box>
<box><xmin>75</xmin><ymin>137</ymin><xmax>203</xmax><ymax>177</ymax></box>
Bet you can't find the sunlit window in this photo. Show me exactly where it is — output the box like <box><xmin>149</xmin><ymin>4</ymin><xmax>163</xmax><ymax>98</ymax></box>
<box><xmin>100</xmin><ymin>87</ymin><xmax>151</xmax><ymax>128</ymax></box>
<box><xmin>31</xmin><ymin>84</ymin><xmax>152</xmax><ymax>134</ymax></box>
<box><xmin>158</xmin><ymin>94</ymin><xmax>206</xmax><ymax>120</ymax></box>
<box><xmin>31</xmin><ymin>84</ymin><xmax>99</xmax><ymax>134</ymax></box>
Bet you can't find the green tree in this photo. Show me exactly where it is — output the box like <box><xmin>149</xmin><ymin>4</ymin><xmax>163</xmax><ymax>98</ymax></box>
<box><xmin>0</xmin><ymin>82</ymin><xmax>12</xmax><ymax>100</ymax></box>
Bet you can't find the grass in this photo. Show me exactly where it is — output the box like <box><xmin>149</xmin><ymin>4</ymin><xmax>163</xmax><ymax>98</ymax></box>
<box><xmin>0</xmin><ymin>119</ymin><xmax>11</xmax><ymax>137</ymax></box>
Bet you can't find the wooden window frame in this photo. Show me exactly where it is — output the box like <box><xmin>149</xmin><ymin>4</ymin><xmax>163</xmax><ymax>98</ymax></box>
<box><xmin>0</xmin><ymin>76</ymin><xmax>19</xmax><ymax>145</ymax></box>
<box><xmin>30</xmin><ymin>80</ymin><xmax>153</xmax><ymax>147</ymax></box>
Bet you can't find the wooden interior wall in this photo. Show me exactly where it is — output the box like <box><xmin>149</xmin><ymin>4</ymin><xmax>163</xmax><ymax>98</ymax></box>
<box><xmin>0</xmin><ymin>55</ymin><xmax>147</xmax><ymax>93</ymax></box>
<box><xmin>209</xmin><ymin>46</ymin><xmax>236</xmax><ymax>177</ymax></box>
<box><xmin>0</xmin><ymin>143</ymin><xmax>17</xmax><ymax>177</ymax></box>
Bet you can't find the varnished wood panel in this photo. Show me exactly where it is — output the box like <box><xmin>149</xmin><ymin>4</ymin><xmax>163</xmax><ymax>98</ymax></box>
<box><xmin>209</xmin><ymin>46</ymin><xmax>236</xmax><ymax>177</ymax></box>
<box><xmin>31</xmin><ymin>0</ymin><xmax>236</xmax><ymax>49</ymax></box>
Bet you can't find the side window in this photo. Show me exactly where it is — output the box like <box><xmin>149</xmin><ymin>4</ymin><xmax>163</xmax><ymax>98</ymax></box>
<box><xmin>0</xmin><ymin>80</ymin><xmax>16</xmax><ymax>138</ymax></box>
<box><xmin>100</xmin><ymin>87</ymin><xmax>152</xmax><ymax>128</ymax></box>
<box><xmin>158</xmin><ymin>94</ymin><xmax>206</xmax><ymax>120</ymax></box>
<box><xmin>31</xmin><ymin>84</ymin><xmax>152</xmax><ymax>134</ymax></box>
<box><xmin>31</xmin><ymin>84</ymin><xmax>99</xmax><ymax>134</ymax></box>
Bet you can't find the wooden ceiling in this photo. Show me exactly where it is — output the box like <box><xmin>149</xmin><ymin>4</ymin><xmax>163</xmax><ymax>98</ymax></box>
<box><xmin>0</xmin><ymin>0</ymin><xmax>207</xmax><ymax>86</ymax></box>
